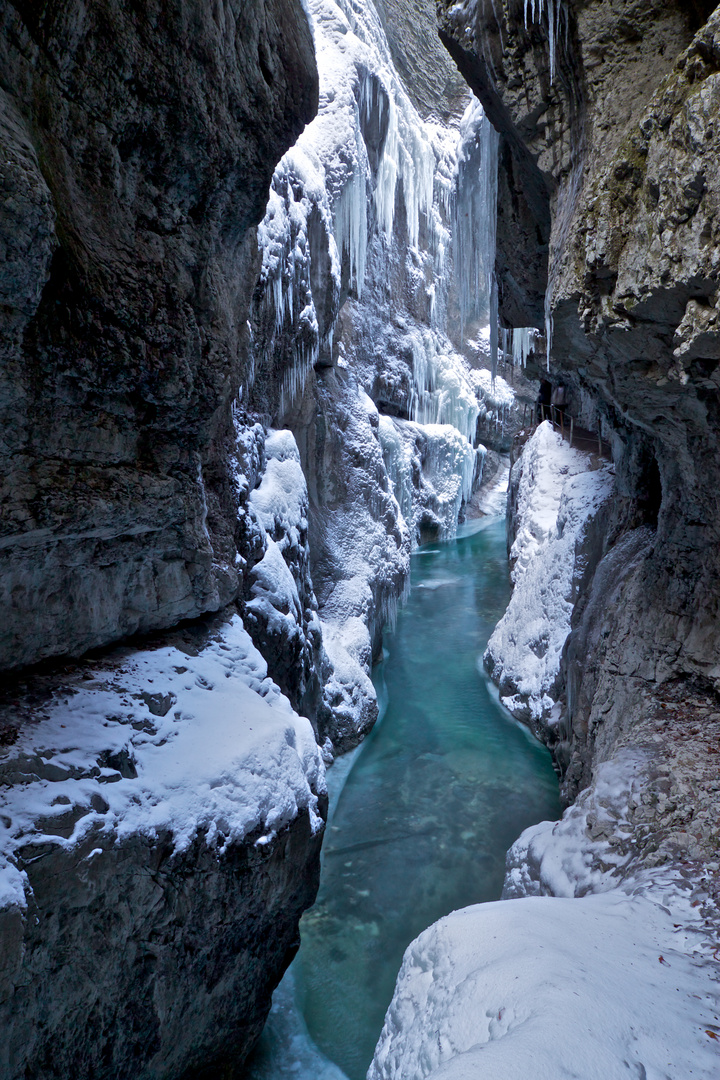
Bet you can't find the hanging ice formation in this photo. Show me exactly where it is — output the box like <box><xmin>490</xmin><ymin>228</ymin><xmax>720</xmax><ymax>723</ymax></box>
<box><xmin>524</xmin><ymin>0</ymin><xmax>566</xmax><ymax>81</ymax></box>
<box><xmin>249</xmin><ymin>0</ymin><xmax>508</xmax><ymax>546</ymax></box>
<box><xmin>254</xmin><ymin>146</ymin><xmax>342</xmax><ymax>414</ymax></box>
<box><xmin>454</xmin><ymin>99</ymin><xmax>499</xmax><ymax>344</ymax></box>
<box><xmin>498</xmin><ymin>326</ymin><xmax>541</xmax><ymax>369</ymax></box>
<box><xmin>377</xmin><ymin>414</ymin><xmax>481</xmax><ymax>539</ymax></box>
<box><xmin>252</xmin><ymin>0</ymin><xmax>457</xmax><ymax>416</ymax></box>
<box><xmin>407</xmin><ymin>330</ymin><xmax>479</xmax><ymax>444</ymax></box>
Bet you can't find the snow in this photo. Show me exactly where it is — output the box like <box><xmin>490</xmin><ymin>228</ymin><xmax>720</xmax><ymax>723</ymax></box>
<box><xmin>0</xmin><ymin>615</ymin><xmax>325</xmax><ymax>912</ymax></box>
<box><xmin>250</xmin><ymin>429</ymin><xmax>309</xmax><ymax>546</ymax></box>
<box><xmin>369</xmin><ymin>878</ymin><xmax>720</xmax><ymax>1080</ymax></box>
<box><xmin>504</xmin><ymin>750</ymin><xmax>653</xmax><ymax>900</ymax></box>
<box><xmin>484</xmin><ymin>423</ymin><xmax>614</xmax><ymax>723</ymax></box>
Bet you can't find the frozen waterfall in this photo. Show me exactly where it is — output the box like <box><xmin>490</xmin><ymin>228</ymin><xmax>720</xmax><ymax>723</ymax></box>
<box><xmin>250</xmin><ymin>0</ymin><xmax>505</xmax><ymax>544</ymax></box>
<box><xmin>453</xmin><ymin>98</ymin><xmax>499</xmax><ymax>344</ymax></box>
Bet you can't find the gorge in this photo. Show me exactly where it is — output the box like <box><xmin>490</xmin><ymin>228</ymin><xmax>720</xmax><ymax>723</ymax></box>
<box><xmin>1</xmin><ymin>0</ymin><xmax>720</xmax><ymax>1077</ymax></box>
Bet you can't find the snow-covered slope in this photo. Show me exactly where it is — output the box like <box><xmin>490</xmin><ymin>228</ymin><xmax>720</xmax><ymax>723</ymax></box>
<box><xmin>369</xmin><ymin>872</ymin><xmax>720</xmax><ymax>1080</ymax></box>
<box><xmin>485</xmin><ymin>422</ymin><xmax>614</xmax><ymax>727</ymax></box>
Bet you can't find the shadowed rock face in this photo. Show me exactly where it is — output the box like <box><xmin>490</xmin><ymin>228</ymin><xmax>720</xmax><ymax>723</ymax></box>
<box><xmin>1</xmin><ymin>811</ymin><xmax>324</xmax><ymax>1080</ymax></box>
<box><xmin>0</xmin><ymin>0</ymin><xmax>318</xmax><ymax>671</ymax></box>
<box><xmin>438</xmin><ymin>0</ymin><xmax>720</xmax><ymax>791</ymax></box>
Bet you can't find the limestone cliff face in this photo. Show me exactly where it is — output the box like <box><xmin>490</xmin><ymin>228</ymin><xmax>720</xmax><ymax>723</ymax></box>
<box><xmin>2</xmin><ymin>810</ymin><xmax>322</xmax><ymax>1080</ymax></box>
<box><xmin>439</xmin><ymin>0</ymin><xmax>720</xmax><ymax>802</ymax></box>
<box><xmin>0</xmin><ymin>3</ymin><xmax>327</xmax><ymax>1075</ymax></box>
<box><xmin>0</xmin><ymin>0</ymin><xmax>318</xmax><ymax>670</ymax></box>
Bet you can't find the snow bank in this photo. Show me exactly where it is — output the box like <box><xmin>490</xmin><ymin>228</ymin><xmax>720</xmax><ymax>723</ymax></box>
<box><xmin>485</xmin><ymin>422</ymin><xmax>613</xmax><ymax>723</ymax></box>
<box><xmin>0</xmin><ymin>615</ymin><xmax>325</xmax><ymax>912</ymax></box>
<box><xmin>504</xmin><ymin>751</ymin><xmax>653</xmax><ymax>899</ymax></box>
<box><xmin>369</xmin><ymin>877</ymin><xmax>720</xmax><ymax>1080</ymax></box>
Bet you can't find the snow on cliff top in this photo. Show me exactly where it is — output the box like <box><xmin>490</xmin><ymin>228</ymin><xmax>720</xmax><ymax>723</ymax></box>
<box><xmin>0</xmin><ymin>615</ymin><xmax>325</xmax><ymax>911</ymax></box>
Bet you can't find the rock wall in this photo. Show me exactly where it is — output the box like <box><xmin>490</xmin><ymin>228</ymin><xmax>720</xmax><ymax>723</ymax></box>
<box><xmin>438</xmin><ymin>0</ymin><xmax>720</xmax><ymax>797</ymax></box>
<box><xmin>3</xmin><ymin>813</ymin><xmax>322</xmax><ymax>1080</ymax></box>
<box><xmin>0</xmin><ymin>0</ymin><xmax>318</xmax><ymax>670</ymax></box>
<box><xmin>0</xmin><ymin>1</ymin><xmax>330</xmax><ymax>1074</ymax></box>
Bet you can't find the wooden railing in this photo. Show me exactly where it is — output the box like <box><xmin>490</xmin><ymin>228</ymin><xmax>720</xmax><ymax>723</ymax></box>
<box><xmin>514</xmin><ymin>404</ymin><xmax>610</xmax><ymax>459</ymax></box>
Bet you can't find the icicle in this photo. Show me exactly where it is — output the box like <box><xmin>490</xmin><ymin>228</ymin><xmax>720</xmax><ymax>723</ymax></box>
<box><xmin>373</xmin><ymin>92</ymin><xmax>434</xmax><ymax>251</ymax></box>
<box><xmin>523</xmin><ymin>0</ymin><xmax>565</xmax><ymax>82</ymax></box>
<box><xmin>545</xmin><ymin>306</ymin><xmax>554</xmax><ymax>373</ymax></box>
<box><xmin>454</xmin><ymin>101</ymin><xmax>499</xmax><ymax>339</ymax></box>
<box><xmin>335</xmin><ymin>148</ymin><xmax>369</xmax><ymax>300</ymax></box>
<box><xmin>511</xmin><ymin>327</ymin><xmax>539</xmax><ymax>368</ymax></box>
<box><xmin>489</xmin><ymin>274</ymin><xmax>498</xmax><ymax>383</ymax></box>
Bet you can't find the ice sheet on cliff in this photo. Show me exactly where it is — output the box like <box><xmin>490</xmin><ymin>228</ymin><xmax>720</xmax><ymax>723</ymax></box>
<box><xmin>0</xmin><ymin>615</ymin><xmax>325</xmax><ymax>912</ymax></box>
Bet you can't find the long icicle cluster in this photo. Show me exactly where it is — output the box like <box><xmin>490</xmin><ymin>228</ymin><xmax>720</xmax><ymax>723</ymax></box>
<box><xmin>524</xmin><ymin>0</ymin><xmax>565</xmax><ymax>81</ymax></box>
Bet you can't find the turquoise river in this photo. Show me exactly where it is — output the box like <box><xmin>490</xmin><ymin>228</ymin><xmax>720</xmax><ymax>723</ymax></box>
<box><xmin>246</xmin><ymin>514</ymin><xmax>562</xmax><ymax>1080</ymax></box>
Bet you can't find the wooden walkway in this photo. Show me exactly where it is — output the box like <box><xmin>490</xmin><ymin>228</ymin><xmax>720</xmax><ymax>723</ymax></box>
<box><xmin>512</xmin><ymin>405</ymin><xmax>612</xmax><ymax>464</ymax></box>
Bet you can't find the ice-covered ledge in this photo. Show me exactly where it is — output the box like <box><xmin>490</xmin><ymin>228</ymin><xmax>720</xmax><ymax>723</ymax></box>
<box><xmin>484</xmin><ymin>421</ymin><xmax>614</xmax><ymax>730</ymax></box>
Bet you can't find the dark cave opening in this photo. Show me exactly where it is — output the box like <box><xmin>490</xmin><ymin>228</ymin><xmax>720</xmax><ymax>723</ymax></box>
<box><xmin>640</xmin><ymin>453</ymin><xmax>663</xmax><ymax>527</ymax></box>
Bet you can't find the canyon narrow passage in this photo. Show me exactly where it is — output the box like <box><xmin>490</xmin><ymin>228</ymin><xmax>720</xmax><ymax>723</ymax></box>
<box><xmin>248</xmin><ymin>508</ymin><xmax>562</xmax><ymax>1080</ymax></box>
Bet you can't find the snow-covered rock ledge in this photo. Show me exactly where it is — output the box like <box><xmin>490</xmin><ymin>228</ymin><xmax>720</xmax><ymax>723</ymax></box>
<box><xmin>369</xmin><ymin>862</ymin><xmax>720</xmax><ymax>1079</ymax></box>
<box><xmin>484</xmin><ymin>422</ymin><xmax>614</xmax><ymax>733</ymax></box>
<box><xmin>0</xmin><ymin>614</ymin><xmax>326</xmax><ymax>1079</ymax></box>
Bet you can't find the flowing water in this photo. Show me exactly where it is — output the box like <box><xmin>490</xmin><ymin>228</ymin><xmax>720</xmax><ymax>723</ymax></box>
<box><xmin>246</xmin><ymin>515</ymin><xmax>562</xmax><ymax>1080</ymax></box>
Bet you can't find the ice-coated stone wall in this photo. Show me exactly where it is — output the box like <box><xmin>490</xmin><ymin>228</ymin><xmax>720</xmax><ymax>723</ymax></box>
<box><xmin>243</xmin><ymin>0</ymin><xmax>503</xmax><ymax>748</ymax></box>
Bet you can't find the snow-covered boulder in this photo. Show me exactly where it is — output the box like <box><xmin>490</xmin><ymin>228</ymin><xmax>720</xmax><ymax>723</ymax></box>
<box><xmin>0</xmin><ymin>615</ymin><xmax>326</xmax><ymax>1079</ymax></box>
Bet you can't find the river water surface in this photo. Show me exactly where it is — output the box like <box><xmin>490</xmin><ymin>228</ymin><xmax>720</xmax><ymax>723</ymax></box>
<box><xmin>246</xmin><ymin>515</ymin><xmax>561</xmax><ymax>1080</ymax></box>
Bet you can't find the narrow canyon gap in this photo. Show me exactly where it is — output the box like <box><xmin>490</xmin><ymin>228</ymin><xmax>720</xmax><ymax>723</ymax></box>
<box><xmin>0</xmin><ymin>0</ymin><xmax>719</xmax><ymax>1078</ymax></box>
